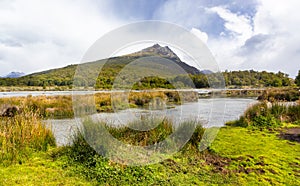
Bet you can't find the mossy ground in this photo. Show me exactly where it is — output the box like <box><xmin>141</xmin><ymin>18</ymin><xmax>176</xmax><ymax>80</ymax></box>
<box><xmin>210</xmin><ymin>126</ymin><xmax>300</xmax><ymax>185</ymax></box>
<box><xmin>0</xmin><ymin>151</ymin><xmax>93</xmax><ymax>186</ymax></box>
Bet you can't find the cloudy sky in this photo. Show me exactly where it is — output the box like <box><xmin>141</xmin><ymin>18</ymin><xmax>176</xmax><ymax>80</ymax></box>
<box><xmin>0</xmin><ymin>0</ymin><xmax>299</xmax><ymax>77</ymax></box>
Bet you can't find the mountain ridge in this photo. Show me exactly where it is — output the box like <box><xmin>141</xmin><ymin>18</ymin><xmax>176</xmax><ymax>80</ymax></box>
<box><xmin>3</xmin><ymin>72</ymin><xmax>25</xmax><ymax>78</ymax></box>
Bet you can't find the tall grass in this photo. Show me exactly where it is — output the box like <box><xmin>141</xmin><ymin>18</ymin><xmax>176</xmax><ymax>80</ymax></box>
<box><xmin>0</xmin><ymin>108</ymin><xmax>55</xmax><ymax>165</ymax></box>
<box><xmin>0</xmin><ymin>95</ymin><xmax>73</xmax><ymax>119</ymax></box>
<box><xmin>229</xmin><ymin>101</ymin><xmax>300</xmax><ymax>128</ymax></box>
<box><xmin>257</xmin><ymin>87</ymin><xmax>300</xmax><ymax>102</ymax></box>
<box><xmin>107</xmin><ymin>118</ymin><xmax>173</xmax><ymax>146</ymax></box>
<box><xmin>0</xmin><ymin>90</ymin><xmax>198</xmax><ymax>118</ymax></box>
<box><xmin>65</xmin><ymin>118</ymin><xmax>205</xmax><ymax>164</ymax></box>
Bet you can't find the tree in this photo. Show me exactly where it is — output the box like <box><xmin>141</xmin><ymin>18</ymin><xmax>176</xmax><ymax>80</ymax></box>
<box><xmin>295</xmin><ymin>70</ymin><xmax>300</xmax><ymax>87</ymax></box>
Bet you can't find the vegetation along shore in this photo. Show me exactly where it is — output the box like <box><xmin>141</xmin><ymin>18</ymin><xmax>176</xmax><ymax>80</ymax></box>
<box><xmin>0</xmin><ymin>86</ymin><xmax>299</xmax><ymax>185</ymax></box>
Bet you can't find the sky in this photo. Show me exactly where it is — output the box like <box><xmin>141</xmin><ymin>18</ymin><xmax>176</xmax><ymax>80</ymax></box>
<box><xmin>0</xmin><ymin>0</ymin><xmax>299</xmax><ymax>77</ymax></box>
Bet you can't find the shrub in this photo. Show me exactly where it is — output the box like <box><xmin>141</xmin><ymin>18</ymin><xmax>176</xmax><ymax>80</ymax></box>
<box><xmin>251</xmin><ymin>115</ymin><xmax>281</xmax><ymax>128</ymax></box>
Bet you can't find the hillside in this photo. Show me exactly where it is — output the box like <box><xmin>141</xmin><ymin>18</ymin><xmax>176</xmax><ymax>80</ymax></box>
<box><xmin>0</xmin><ymin>44</ymin><xmax>201</xmax><ymax>89</ymax></box>
<box><xmin>0</xmin><ymin>44</ymin><xmax>295</xmax><ymax>89</ymax></box>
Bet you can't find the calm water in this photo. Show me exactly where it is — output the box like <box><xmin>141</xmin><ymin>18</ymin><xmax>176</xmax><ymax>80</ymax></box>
<box><xmin>45</xmin><ymin>98</ymin><xmax>257</xmax><ymax>146</ymax></box>
<box><xmin>0</xmin><ymin>91</ymin><xmax>104</xmax><ymax>98</ymax></box>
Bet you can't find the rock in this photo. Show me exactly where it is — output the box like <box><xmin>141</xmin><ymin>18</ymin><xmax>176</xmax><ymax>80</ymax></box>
<box><xmin>0</xmin><ymin>105</ymin><xmax>21</xmax><ymax>117</ymax></box>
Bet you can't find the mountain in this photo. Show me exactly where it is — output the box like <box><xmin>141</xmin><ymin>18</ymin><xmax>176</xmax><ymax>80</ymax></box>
<box><xmin>132</xmin><ymin>44</ymin><xmax>181</xmax><ymax>62</ymax></box>
<box><xmin>127</xmin><ymin>44</ymin><xmax>200</xmax><ymax>75</ymax></box>
<box><xmin>0</xmin><ymin>44</ymin><xmax>202</xmax><ymax>88</ymax></box>
<box><xmin>200</xmin><ymin>70</ymin><xmax>213</xmax><ymax>75</ymax></box>
<box><xmin>4</xmin><ymin>72</ymin><xmax>25</xmax><ymax>78</ymax></box>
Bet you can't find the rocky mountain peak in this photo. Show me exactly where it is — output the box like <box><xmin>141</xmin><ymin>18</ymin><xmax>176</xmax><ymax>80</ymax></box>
<box><xmin>138</xmin><ymin>44</ymin><xmax>181</xmax><ymax>61</ymax></box>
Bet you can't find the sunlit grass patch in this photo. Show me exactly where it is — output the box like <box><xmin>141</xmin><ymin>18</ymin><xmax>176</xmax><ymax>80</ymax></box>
<box><xmin>0</xmin><ymin>151</ymin><xmax>93</xmax><ymax>186</ymax></box>
<box><xmin>210</xmin><ymin>127</ymin><xmax>300</xmax><ymax>185</ymax></box>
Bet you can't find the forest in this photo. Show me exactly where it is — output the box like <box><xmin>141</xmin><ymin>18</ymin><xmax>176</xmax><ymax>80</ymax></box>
<box><xmin>0</xmin><ymin>69</ymin><xmax>296</xmax><ymax>89</ymax></box>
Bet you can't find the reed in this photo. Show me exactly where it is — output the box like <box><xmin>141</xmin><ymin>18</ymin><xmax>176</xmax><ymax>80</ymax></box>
<box><xmin>0</xmin><ymin>108</ymin><xmax>55</xmax><ymax>165</ymax></box>
<box><xmin>0</xmin><ymin>90</ymin><xmax>197</xmax><ymax>118</ymax></box>
<box><xmin>0</xmin><ymin>95</ymin><xmax>73</xmax><ymax>118</ymax></box>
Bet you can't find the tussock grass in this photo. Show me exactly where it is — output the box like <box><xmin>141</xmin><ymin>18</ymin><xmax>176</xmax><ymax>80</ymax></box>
<box><xmin>0</xmin><ymin>108</ymin><xmax>55</xmax><ymax>165</ymax></box>
<box><xmin>0</xmin><ymin>95</ymin><xmax>73</xmax><ymax>118</ymax></box>
<box><xmin>228</xmin><ymin>101</ymin><xmax>300</xmax><ymax>128</ymax></box>
<box><xmin>0</xmin><ymin>90</ymin><xmax>197</xmax><ymax>118</ymax></box>
<box><xmin>258</xmin><ymin>87</ymin><xmax>300</xmax><ymax>102</ymax></box>
<box><xmin>53</xmin><ymin>119</ymin><xmax>237</xmax><ymax>185</ymax></box>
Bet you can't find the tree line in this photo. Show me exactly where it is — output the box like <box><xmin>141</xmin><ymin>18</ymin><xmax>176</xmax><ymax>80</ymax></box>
<box><xmin>0</xmin><ymin>70</ymin><xmax>298</xmax><ymax>89</ymax></box>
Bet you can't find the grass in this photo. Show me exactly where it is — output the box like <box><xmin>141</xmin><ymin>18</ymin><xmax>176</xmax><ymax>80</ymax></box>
<box><xmin>210</xmin><ymin>127</ymin><xmax>300</xmax><ymax>185</ymax></box>
<box><xmin>0</xmin><ymin>108</ymin><xmax>55</xmax><ymax>165</ymax></box>
<box><xmin>227</xmin><ymin>101</ymin><xmax>300</xmax><ymax>128</ymax></box>
<box><xmin>0</xmin><ymin>116</ymin><xmax>299</xmax><ymax>185</ymax></box>
<box><xmin>0</xmin><ymin>95</ymin><xmax>74</xmax><ymax>119</ymax></box>
<box><xmin>257</xmin><ymin>87</ymin><xmax>300</xmax><ymax>102</ymax></box>
<box><xmin>1</xmin><ymin>100</ymin><xmax>299</xmax><ymax>185</ymax></box>
<box><xmin>52</xmin><ymin>119</ymin><xmax>238</xmax><ymax>185</ymax></box>
<box><xmin>0</xmin><ymin>90</ymin><xmax>198</xmax><ymax>118</ymax></box>
<box><xmin>0</xmin><ymin>151</ymin><xmax>93</xmax><ymax>186</ymax></box>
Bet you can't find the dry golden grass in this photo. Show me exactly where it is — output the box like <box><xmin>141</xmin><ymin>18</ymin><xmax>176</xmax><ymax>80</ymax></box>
<box><xmin>0</xmin><ymin>108</ymin><xmax>55</xmax><ymax>165</ymax></box>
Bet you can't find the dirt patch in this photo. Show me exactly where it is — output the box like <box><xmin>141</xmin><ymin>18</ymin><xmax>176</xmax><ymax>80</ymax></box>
<box><xmin>278</xmin><ymin>128</ymin><xmax>300</xmax><ymax>143</ymax></box>
<box><xmin>201</xmin><ymin>153</ymin><xmax>232</xmax><ymax>174</ymax></box>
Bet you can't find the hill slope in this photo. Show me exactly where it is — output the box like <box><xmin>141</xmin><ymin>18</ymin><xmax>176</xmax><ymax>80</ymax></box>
<box><xmin>0</xmin><ymin>44</ymin><xmax>294</xmax><ymax>89</ymax></box>
<box><xmin>0</xmin><ymin>44</ymin><xmax>201</xmax><ymax>88</ymax></box>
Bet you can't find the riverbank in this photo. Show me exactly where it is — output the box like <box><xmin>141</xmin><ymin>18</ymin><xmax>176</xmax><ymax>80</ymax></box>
<box><xmin>1</xmin><ymin>94</ymin><xmax>299</xmax><ymax>185</ymax></box>
<box><xmin>0</xmin><ymin>91</ymin><xmax>198</xmax><ymax>118</ymax></box>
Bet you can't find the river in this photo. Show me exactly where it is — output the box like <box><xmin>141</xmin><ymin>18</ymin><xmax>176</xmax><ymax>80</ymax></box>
<box><xmin>45</xmin><ymin>98</ymin><xmax>257</xmax><ymax>146</ymax></box>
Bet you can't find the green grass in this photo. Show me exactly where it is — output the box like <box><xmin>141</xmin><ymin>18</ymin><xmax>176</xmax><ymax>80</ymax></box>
<box><xmin>1</xmin><ymin>124</ymin><xmax>299</xmax><ymax>185</ymax></box>
<box><xmin>0</xmin><ymin>151</ymin><xmax>93</xmax><ymax>186</ymax></box>
<box><xmin>210</xmin><ymin>127</ymin><xmax>300</xmax><ymax>185</ymax></box>
<box><xmin>228</xmin><ymin>101</ymin><xmax>300</xmax><ymax>128</ymax></box>
<box><xmin>1</xmin><ymin>106</ymin><xmax>299</xmax><ymax>185</ymax></box>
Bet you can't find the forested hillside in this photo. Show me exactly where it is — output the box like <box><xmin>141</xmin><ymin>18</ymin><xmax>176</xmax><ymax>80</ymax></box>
<box><xmin>0</xmin><ymin>44</ymin><xmax>296</xmax><ymax>89</ymax></box>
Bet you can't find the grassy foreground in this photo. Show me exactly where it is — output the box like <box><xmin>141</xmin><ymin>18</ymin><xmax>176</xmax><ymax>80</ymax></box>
<box><xmin>1</xmin><ymin>124</ymin><xmax>299</xmax><ymax>185</ymax></box>
<box><xmin>1</xmin><ymin>99</ymin><xmax>299</xmax><ymax>185</ymax></box>
<box><xmin>211</xmin><ymin>127</ymin><xmax>300</xmax><ymax>185</ymax></box>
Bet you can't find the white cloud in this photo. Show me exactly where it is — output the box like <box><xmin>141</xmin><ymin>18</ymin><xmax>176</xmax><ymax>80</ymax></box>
<box><xmin>207</xmin><ymin>2</ymin><xmax>300</xmax><ymax>77</ymax></box>
<box><xmin>1</xmin><ymin>0</ymin><xmax>300</xmax><ymax>78</ymax></box>
<box><xmin>190</xmin><ymin>28</ymin><xmax>208</xmax><ymax>43</ymax></box>
<box><xmin>0</xmin><ymin>0</ymin><xmax>123</xmax><ymax>76</ymax></box>
<box><xmin>153</xmin><ymin>0</ymin><xmax>212</xmax><ymax>29</ymax></box>
<box><xmin>243</xmin><ymin>0</ymin><xmax>300</xmax><ymax>77</ymax></box>
<box><xmin>209</xmin><ymin>6</ymin><xmax>253</xmax><ymax>41</ymax></box>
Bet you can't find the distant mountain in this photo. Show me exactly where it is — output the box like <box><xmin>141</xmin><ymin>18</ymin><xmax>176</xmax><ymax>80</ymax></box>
<box><xmin>200</xmin><ymin>70</ymin><xmax>213</xmax><ymax>75</ymax></box>
<box><xmin>4</xmin><ymin>72</ymin><xmax>25</xmax><ymax>78</ymax></box>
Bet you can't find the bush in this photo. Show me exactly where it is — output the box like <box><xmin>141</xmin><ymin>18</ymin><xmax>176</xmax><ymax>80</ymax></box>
<box><xmin>251</xmin><ymin>115</ymin><xmax>281</xmax><ymax>128</ymax></box>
